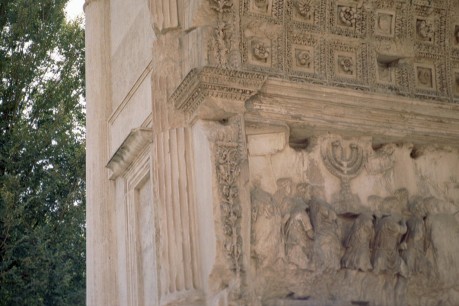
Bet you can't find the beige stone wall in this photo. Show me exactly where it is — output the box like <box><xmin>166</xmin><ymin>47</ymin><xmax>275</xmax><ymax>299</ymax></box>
<box><xmin>85</xmin><ymin>0</ymin><xmax>459</xmax><ymax>305</ymax></box>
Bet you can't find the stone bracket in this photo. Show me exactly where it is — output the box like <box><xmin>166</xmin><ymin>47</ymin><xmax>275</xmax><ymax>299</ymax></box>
<box><xmin>106</xmin><ymin>128</ymin><xmax>153</xmax><ymax>180</ymax></box>
<box><xmin>170</xmin><ymin>67</ymin><xmax>267</xmax><ymax>115</ymax></box>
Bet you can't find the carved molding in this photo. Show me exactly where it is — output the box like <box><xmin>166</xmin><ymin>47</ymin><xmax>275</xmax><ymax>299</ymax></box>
<box><xmin>170</xmin><ymin>67</ymin><xmax>267</xmax><ymax>114</ymax></box>
<box><xmin>106</xmin><ymin>128</ymin><xmax>153</xmax><ymax>180</ymax></box>
<box><xmin>245</xmin><ymin>78</ymin><xmax>459</xmax><ymax>148</ymax></box>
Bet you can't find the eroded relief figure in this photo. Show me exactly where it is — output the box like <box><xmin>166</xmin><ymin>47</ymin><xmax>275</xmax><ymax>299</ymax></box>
<box><xmin>309</xmin><ymin>196</ymin><xmax>342</xmax><ymax>272</ymax></box>
<box><xmin>401</xmin><ymin>199</ymin><xmax>432</xmax><ymax>277</ymax></box>
<box><xmin>341</xmin><ymin>213</ymin><xmax>374</xmax><ymax>272</ymax></box>
<box><xmin>372</xmin><ymin>215</ymin><xmax>407</xmax><ymax>276</ymax></box>
<box><xmin>284</xmin><ymin>183</ymin><xmax>314</xmax><ymax>270</ymax></box>
<box><xmin>273</xmin><ymin>178</ymin><xmax>295</xmax><ymax>218</ymax></box>
<box><xmin>251</xmin><ymin>187</ymin><xmax>283</xmax><ymax>268</ymax></box>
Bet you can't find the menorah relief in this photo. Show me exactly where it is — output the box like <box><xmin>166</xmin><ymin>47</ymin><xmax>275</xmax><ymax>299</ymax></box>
<box><xmin>321</xmin><ymin>140</ymin><xmax>365</xmax><ymax>211</ymax></box>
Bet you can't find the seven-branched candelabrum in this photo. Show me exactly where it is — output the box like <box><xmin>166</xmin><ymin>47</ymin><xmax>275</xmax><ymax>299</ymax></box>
<box><xmin>322</xmin><ymin>140</ymin><xmax>365</xmax><ymax>205</ymax></box>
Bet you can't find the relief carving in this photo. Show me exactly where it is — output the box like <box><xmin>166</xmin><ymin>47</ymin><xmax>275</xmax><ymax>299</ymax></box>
<box><xmin>341</xmin><ymin>213</ymin><xmax>374</xmax><ymax>272</ymax></box>
<box><xmin>209</xmin><ymin>0</ymin><xmax>236</xmax><ymax>68</ymax></box>
<box><xmin>251</xmin><ymin>39</ymin><xmax>271</xmax><ymax>63</ymax></box>
<box><xmin>416</xmin><ymin>18</ymin><xmax>434</xmax><ymax>42</ymax></box>
<box><xmin>245</xmin><ymin>134</ymin><xmax>459</xmax><ymax>304</ymax></box>
<box><xmin>401</xmin><ymin>198</ymin><xmax>433</xmax><ymax>277</ymax></box>
<box><xmin>295</xmin><ymin>0</ymin><xmax>314</xmax><ymax>21</ymax></box>
<box><xmin>415</xmin><ymin>64</ymin><xmax>435</xmax><ymax>90</ymax></box>
<box><xmin>375</xmin><ymin>10</ymin><xmax>395</xmax><ymax>37</ymax></box>
<box><xmin>322</xmin><ymin>140</ymin><xmax>365</xmax><ymax>210</ymax></box>
<box><xmin>235</xmin><ymin>0</ymin><xmax>457</xmax><ymax>102</ymax></box>
<box><xmin>295</xmin><ymin>49</ymin><xmax>311</xmax><ymax>68</ymax></box>
<box><xmin>309</xmin><ymin>196</ymin><xmax>342</xmax><ymax>272</ymax></box>
<box><xmin>216</xmin><ymin>129</ymin><xmax>243</xmax><ymax>274</ymax></box>
<box><xmin>338</xmin><ymin>5</ymin><xmax>359</xmax><ymax>28</ymax></box>
<box><xmin>372</xmin><ymin>214</ymin><xmax>408</xmax><ymax>276</ymax></box>
<box><xmin>251</xmin><ymin>187</ymin><xmax>283</xmax><ymax>269</ymax></box>
<box><xmin>284</xmin><ymin>183</ymin><xmax>314</xmax><ymax>270</ymax></box>
<box><xmin>338</xmin><ymin>55</ymin><xmax>354</xmax><ymax>75</ymax></box>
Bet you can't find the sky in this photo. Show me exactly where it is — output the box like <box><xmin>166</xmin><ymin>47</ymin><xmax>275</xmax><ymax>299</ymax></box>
<box><xmin>65</xmin><ymin>0</ymin><xmax>85</xmax><ymax>21</ymax></box>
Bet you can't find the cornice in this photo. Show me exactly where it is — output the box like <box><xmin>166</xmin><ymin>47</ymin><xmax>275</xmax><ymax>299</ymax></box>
<box><xmin>249</xmin><ymin>78</ymin><xmax>459</xmax><ymax>147</ymax></box>
<box><xmin>106</xmin><ymin>128</ymin><xmax>153</xmax><ymax>180</ymax></box>
<box><xmin>171</xmin><ymin>66</ymin><xmax>459</xmax><ymax>147</ymax></box>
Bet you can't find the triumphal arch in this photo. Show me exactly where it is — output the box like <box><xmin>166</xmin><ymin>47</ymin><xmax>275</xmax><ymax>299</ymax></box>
<box><xmin>85</xmin><ymin>0</ymin><xmax>459</xmax><ymax>305</ymax></box>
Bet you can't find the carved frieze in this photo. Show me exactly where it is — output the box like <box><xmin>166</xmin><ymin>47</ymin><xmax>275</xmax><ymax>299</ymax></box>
<box><xmin>246</xmin><ymin>134</ymin><xmax>459</xmax><ymax>305</ymax></box>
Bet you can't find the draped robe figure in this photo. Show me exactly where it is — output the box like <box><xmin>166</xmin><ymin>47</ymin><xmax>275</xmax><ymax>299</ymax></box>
<box><xmin>251</xmin><ymin>187</ymin><xmax>283</xmax><ymax>268</ymax></box>
<box><xmin>341</xmin><ymin>213</ymin><xmax>374</xmax><ymax>271</ymax></box>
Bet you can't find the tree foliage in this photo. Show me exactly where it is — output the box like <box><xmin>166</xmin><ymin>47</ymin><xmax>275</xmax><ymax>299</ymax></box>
<box><xmin>0</xmin><ymin>0</ymin><xmax>85</xmax><ymax>304</ymax></box>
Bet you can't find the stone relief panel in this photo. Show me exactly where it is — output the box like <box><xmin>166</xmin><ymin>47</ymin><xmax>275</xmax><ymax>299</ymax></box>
<box><xmin>244</xmin><ymin>133</ymin><xmax>459</xmax><ymax>305</ymax></box>
<box><xmin>208</xmin><ymin>0</ymin><xmax>239</xmax><ymax>68</ymax></box>
<box><xmin>374</xmin><ymin>9</ymin><xmax>396</xmax><ymax>38</ymax></box>
<box><xmin>329</xmin><ymin>0</ymin><xmax>366</xmax><ymax>38</ymax></box>
<box><xmin>286</xmin><ymin>32</ymin><xmax>326</xmax><ymax>80</ymax></box>
<box><xmin>242</xmin><ymin>19</ymin><xmax>284</xmax><ymax>73</ymax></box>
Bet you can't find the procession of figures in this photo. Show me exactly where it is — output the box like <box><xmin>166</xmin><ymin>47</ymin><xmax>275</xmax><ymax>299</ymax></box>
<box><xmin>251</xmin><ymin>180</ymin><xmax>440</xmax><ymax>276</ymax></box>
<box><xmin>249</xmin><ymin>141</ymin><xmax>459</xmax><ymax>305</ymax></box>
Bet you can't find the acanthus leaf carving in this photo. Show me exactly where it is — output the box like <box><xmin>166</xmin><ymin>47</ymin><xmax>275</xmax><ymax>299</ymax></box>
<box><xmin>215</xmin><ymin>122</ymin><xmax>244</xmax><ymax>276</ymax></box>
<box><xmin>209</xmin><ymin>0</ymin><xmax>239</xmax><ymax>68</ymax></box>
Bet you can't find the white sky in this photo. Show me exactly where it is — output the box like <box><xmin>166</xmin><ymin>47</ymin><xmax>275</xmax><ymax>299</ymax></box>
<box><xmin>65</xmin><ymin>0</ymin><xmax>85</xmax><ymax>21</ymax></box>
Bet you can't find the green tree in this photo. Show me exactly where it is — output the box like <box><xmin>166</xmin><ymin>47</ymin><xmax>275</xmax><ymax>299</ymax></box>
<box><xmin>0</xmin><ymin>0</ymin><xmax>85</xmax><ymax>305</ymax></box>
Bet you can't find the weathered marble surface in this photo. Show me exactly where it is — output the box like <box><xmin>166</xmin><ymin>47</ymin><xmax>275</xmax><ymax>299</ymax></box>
<box><xmin>85</xmin><ymin>0</ymin><xmax>459</xmax><ymax>305</ymax></box>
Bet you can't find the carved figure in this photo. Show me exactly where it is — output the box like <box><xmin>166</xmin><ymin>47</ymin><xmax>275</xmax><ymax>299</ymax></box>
<box><xmin>341</xmin><ymin>213</ymin><xmax>374</xmax><ymax>271</ymax></box>
<box><xmin>284</xmin><ymin>183</ymin><xmax>314</xmax><ymax>270</ymax></box>
<box><xmin>273</xmin><ymin>178</ymin><xmax>295</xmax><ymax>218</ymax></box>
<box><xmin>417</xmin><ymin>19</ymin><xmax>434</xmax><ymax>41</ymax></box>
<box><xmin>309</xmin><ymin>198</ymin><xmax>342</xmax><ymax>272</ymax></box>
<box><xmin>251</xmin><ymin>187</ymin><xmax>283</xmax><ymax>268</ymax></box>
<box><xmin>252</xmin><ymin>40</ymin><xmax>270</xmax><ymax>62</ymax></box>
<box><xmin>372</xmin><ymin>215</ymin><xmax>407</xmax><ymax>276</ymax></box>
<box><xmin>380</xmin><ymin>188</ymin><xmax>409</xmax><ymax>215</ymax></box>
<box><xmin>401</xmin><ymin>199</ymin><xmax>432</xmax><ymax>277</ymax></box>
